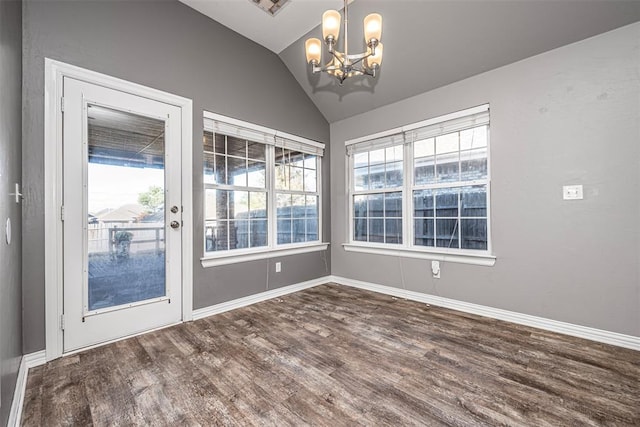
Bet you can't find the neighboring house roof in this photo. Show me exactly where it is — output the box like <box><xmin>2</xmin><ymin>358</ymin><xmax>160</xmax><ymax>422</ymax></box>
<box><xmin>140</xmin><ymin>208</ymin><xmax>164</xmax><ymax>223</ymax></box>
<box><xmin>92</xmin><ymin>208</ymin><xmax>113</xmax><ymax>217</ymax></box>
<box><xmin>97</xmin><ymin>204</ymin><xmax>146</xmax><ymax>223</ymax></box>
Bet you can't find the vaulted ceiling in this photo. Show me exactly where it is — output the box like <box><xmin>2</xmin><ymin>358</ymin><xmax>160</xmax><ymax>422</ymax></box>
<box><xmin>180</xmin><ymin>0</ymin><xmax>640</xmax><ymax>123</ymax></box>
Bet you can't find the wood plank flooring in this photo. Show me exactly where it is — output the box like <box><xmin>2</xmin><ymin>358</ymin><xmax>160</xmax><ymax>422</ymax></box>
<box><xmin>22</xmin><ymin>284</ymin><xmax>640</xmax><ymax>426</ymax></box>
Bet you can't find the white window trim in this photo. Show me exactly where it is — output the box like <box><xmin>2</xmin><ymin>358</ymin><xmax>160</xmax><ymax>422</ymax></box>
<box><xmin>201</xmin><ymin>242</ymin><xmax>330</xmax><ymax>267</ymax></box>
<box><xmin>345</xmin><ymin>104</ymin><xmax>494</xmax><ymax>265</ymax></box>
<box><xmin>342</xmin><ymin>243</ymin><xmax>496</xmax><ymax>266</ymax></box>
<box><xmin>201</xmin><ymin>111</ymin><xmax>327</xmax><ymax>267</ymax></box>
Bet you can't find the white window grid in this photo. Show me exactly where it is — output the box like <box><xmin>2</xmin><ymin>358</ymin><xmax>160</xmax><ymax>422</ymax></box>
<box><xmin>203</xmin><ymin>113</ymin><xmax>324</xmax><ymax>257</ymax></box>
<box><xmin>347</xmin><ymin>105</ymin><xmax>491</xmax><ymax>256</ymax></box>
<box><xmin>204</xmin><ymin>132</ymin><xmax>269</xmax><ymax>252</ymax></box>
<box><xmin>351</xmin><ymin>144</ymin><xmax>405</xmax><ymax>245</ymax></box>
<box><xmin>274</xmin><ymin>146</ymin><xmax>321</xmax><ymax>245</ymax></box>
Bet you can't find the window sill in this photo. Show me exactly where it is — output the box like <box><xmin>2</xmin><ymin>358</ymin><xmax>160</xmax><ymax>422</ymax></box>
<box><xmin>201</xmin><ymin>242</ymin><xmax>330</xmax><ymax>268</ymax></box>
<box><xmin>342</xmin><ymin>243</ymin><xmax>496</xmax><ymax>266</ymax></box>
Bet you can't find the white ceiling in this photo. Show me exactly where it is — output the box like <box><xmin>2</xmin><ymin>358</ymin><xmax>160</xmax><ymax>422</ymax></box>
<box><xmin>178</xmin><ymin>0</ymin><xmax>345</xmax><ymax>53</ymax></box>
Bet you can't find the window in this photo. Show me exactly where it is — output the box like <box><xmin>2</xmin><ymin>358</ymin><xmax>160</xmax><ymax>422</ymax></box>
<box><xmin>346</xmin><ymin>105</ymin><xmax>493</xmax><ymax>264</ymax></box>
<box><xmin>204</xmin><ymin>132</ymin><xmax>268</xmax><ymax>251</ymax></box>
<box><xmin>203</xmin><ymin>112</ymin><xmax>325</xmax><ymax>264</ymax></box>
<box><xmin>275</xmin><ymin>146</ymin><xmax>319</xmax><ymax>244</ymax></box>
<box><xmin>352</xmin><ymin>144</ymin><xmax>403</xmax><ymax>244</ymax></box>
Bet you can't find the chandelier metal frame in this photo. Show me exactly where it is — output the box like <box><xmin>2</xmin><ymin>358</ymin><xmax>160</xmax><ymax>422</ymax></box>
<box><xmin>305</xmin><ymin>0</ymin><xmax>383</xmax><ymax>85</ymax></box>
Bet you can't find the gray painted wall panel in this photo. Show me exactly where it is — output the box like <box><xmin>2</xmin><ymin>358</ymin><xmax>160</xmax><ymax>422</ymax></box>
<box><xmin>330</xmin><ymin>23</ymin><xmax>640</xmax><ymax>337</ymax></box>
<box><xmin>22</xmin><ymin>0</ymin><xmax>329</xmax><ymax>353</ymax></box>
<box><xmin>193</xmin><ymin>251</ymin><xmax>329</xmax><ymax>309</ymax></box>
<box><xmin>0</xmin><ymin>0</ymin><xmax>23</xmax><ymax>423</ymax></box>
<box><xmin>280</xmin><ymin>1</ymin><xmax>640</xmax><ymax>123</ymax></box>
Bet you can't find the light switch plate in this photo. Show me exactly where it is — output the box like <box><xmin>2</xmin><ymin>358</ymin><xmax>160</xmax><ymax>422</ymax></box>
<box><xmin>563</xmin><ymin>185</ymin><xmax>583</xmax><ymax>200</ymax></box>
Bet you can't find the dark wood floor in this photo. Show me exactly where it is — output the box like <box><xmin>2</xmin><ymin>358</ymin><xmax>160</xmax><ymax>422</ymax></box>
<box><xmin>22</xmin><ymin>284</ymin><xmax>640</xmax><ymax>426</ymax></box>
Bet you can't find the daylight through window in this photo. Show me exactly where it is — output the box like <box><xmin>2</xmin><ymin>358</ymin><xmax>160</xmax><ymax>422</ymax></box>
<box><xmin>203</xmin><ymin>114</ymin><xmax>324</xmax><ymax>257</ymax></box>
<box><xmin>347</xmin><ymin>105</ymin><xmax>491</xmax><ymax>256</ymax></box>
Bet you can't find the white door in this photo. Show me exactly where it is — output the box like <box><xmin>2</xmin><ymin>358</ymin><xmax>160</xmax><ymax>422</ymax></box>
<box><xmin>62</xmin><ymin>77</ymin><xmax>183</xmax><ymax>352</ymax></box>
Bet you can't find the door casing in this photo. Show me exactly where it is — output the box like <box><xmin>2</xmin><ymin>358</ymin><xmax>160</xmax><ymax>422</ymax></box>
<box><xmin>44</xmin><ymin>59</ymin><xmax>193</xmax><ymax>361</ymax></box>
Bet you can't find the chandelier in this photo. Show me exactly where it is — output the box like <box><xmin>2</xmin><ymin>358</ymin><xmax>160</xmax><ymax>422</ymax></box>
<box><xmin>304</xmin><ymin>0</ymin><xmax>383</xmax><ymax>84</ymax></box>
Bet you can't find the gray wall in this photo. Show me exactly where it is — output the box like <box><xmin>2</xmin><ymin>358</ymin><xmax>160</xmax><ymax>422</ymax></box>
<box><xmin>22</xmin><ymin>0</ymin><xmax>330</xmax><ymax>353</ymax></box>
<box><xmin>0</xmin><ymin>0</ymin><xmax>23</xmax><ymax>423</ymax></box>
<box><xmin>280</xmin><ymin>1</ymin><xmax>640</xmax><ymax>123</ymax></box>
<box><xmin>330</xmin><ymin>23</ymin><xmax>640</xmax><ymax>337</ymax></box>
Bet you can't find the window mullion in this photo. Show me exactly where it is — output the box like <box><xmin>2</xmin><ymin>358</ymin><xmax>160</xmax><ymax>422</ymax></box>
<box><xmin>267</xmin><ymin>145</ymin><xmax>276</xmax><ymax>250</ymax></box>
<box><xmin>404</xmin><ymin>137</ymin><xmax>413</xmax><ymax>249</ymax></box>
<box><xmin>457</xmin><ymin>185</ymin><xmax>462</xmax><ymax>249</ymax></box>
<box><xmin>316</xmin><ymin>155</ymin><xmax>323</xmax><ymax>244</ymax></box>
<box><xmin>347</xmin><ymin>151</ymin><xmax>354</xmax><ymax>243</ymax></box>
<box><xmin>347</xmin><ymin>111</ymin><xmax>490</xmax><ymax>254</ymax></box>
<box><xmin>204</xmin><ymin>114</ymin><xmax>324</xmax><ymax>256</ymax></box>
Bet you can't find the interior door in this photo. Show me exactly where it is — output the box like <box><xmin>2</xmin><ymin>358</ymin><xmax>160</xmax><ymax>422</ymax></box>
<box><xmin>62</xmin><ymin>77</ymin><xmax>183</xmax><ymax>352</ymax></box>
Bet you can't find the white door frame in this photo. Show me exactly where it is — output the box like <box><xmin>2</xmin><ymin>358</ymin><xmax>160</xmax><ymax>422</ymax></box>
<box><xmin>44</xmin><ymin>58</ymin><xmax>193</xmax><ymax>361</ymax></box>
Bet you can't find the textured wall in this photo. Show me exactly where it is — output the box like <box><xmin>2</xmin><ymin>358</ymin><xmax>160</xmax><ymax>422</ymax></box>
<box><xmin>330</xmin><ymin>23</ymin><xmax>640</xmax><ymax>337</ymax></box>
<box><xmin>0</xmin><ymin>0</ymin><xmax>23</xmax><ymax>423</ymax></box>
<box><xmin>22</xmin><ymin>0</ymin><xmax>330</xmax><ymax>353</ymax></box>
<box><xmin>280</xmin><ymin>1</ymin><xmax>640</xmax><ymax>123</ymax></box>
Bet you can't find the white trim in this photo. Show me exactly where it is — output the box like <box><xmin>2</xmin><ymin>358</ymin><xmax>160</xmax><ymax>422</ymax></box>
<box><xmin>344</xmin><ymin>105</ymin><xmax>492</xmax><ymax>259</ymax></box>
<box><xmin>44</xmin><ymin>58</ymin><xmax>194</xmax><ymax>360</ymax></box>
<box><xmin>8</xmin><ymin>351</ymin><xmax>46</xmax><ymax>427</ymax></box>
<box><xmin>329</xmin><ymin>275</ymin><xmax>640</xmax><ymax>351</ymax></box>
<box><xmin>201</xmin><ymin>242</ymin><xmax>329</xmax><ymax>268</ymax></box>
<box><xmin>345</xmin><ymin>126</ymin><xmax>404</xmax><ymax>147</ymax></box>
<box><xmin>24</xmin><ymin>350</ymin><xmax>47</xmax><ymax>369</ymax></box>
<box><xmin>343</xmin><ymin>243</ymin><xmax>496</xmax><ymax>266</ymax></box>
<box><xmin>61</xmin><ymin>321</ymin><xmax>182</xmax><ymax>358</ymax></box>
<box><xmin>8</xmin><ymin>357</ymin><xmax>27</xmax><ymax>427</ymax></box>
<box><xmin>44</xmin><ymin>58</ymin><xmax>64</xmax><ymax>362</ymax></box>
<box><xmin>203</xmin><ymin>110</ymin><xmax>325</xmax><ymax>150</ymax></box>
<box><xmin>345</xmin><ymin>104</ymin><xmax>489</xmax><ymax>146</ymax></box>
<box><xmin>181</xmin><ymin>98</ymin><xmax>194</xmax><ymax>322</ymax></box>
<box><xmin>192</xmin><ymin>275</ymin><xmax>331</xmax><ymax>320</ymax></box>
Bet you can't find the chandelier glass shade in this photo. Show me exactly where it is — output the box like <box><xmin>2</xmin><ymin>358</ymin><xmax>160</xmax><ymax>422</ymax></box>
<box><xmin>305</xmin><ymin>0</ymin><xmax>383</xmax><ymax>84</ymax></box>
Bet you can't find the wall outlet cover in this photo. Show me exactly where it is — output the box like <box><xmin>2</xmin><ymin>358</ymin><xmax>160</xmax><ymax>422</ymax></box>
<box><xmin>563</xmin><ymin>185</ymin><xmax>583</xmax><ymax>200</ymax></box>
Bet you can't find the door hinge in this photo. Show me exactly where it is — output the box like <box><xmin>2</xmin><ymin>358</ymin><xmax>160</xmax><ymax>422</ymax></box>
<box><xmin>60</xmin><ymin>96</ymin><xmax>65</xmax><ymax>112</ymax></box>
<box><xmin>60</xmin><ymin>314</ymin><xmax>65</xmax><ymax>330</ymax></box>
<box><xmin>60</xmin><ymin>205</ymin><xmax>65</xmax><ymax>221</ymax></box>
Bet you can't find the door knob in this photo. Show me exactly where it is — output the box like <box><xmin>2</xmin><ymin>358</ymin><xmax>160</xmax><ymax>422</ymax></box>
<box><xmin>170</xmin><ymin>205</ymin><xmax>179</xmax><ymax>214</ymax></box>
<box><xmin>170</xmin><ymin>221</ymin><xmax>180</xmax><ymax>229</ymax></box>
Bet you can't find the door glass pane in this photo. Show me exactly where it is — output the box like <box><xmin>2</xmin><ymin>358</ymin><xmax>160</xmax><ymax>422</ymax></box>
<box><xmin>87</xmin><ymin>105</ymin><xmax>166</xmax><ymax>311</ymax></box>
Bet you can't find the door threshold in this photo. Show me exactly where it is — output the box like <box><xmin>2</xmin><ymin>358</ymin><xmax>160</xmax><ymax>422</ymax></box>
<box><xmin>62</xmin><ymin>319</ymin><xmax>183</xmax><ymax>357</ymax></box>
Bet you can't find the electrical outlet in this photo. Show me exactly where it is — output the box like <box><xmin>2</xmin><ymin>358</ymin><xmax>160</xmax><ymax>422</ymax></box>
<box><xmin>431</xmin><ymin>260</ymin><xmax>440</xmax><ymax>279</ymax></box>
<box><xmin>563</xmin><ymin>185</ymin><xmax>583</xmax><ymax>200</ymax></box>
<box><xmin>275</xmin><ymin>262</ymin><xmax>281</xmax><ymax>273</ymax></box>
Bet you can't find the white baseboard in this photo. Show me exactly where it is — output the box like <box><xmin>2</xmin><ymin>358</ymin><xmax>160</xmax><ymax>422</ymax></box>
<box><xmin>23</xmin><ymin>350</ymin><xmax>47</xmax><ymax>369</ymax></box>
<box><xmin>8</xmin><ymin>350</ymin><xmax>46</xmax><ymax>427</ymax></box>
<box><xmin>17</xmin><ymin>273</ymin><xmax>636</xmax><ymax>427</ymax></box>
<box><xmin>192</xmin><ymin>276</ymin><xmax>332</xmax><ymax>321</ymax></box>
<box><xmin>329</xmin><ymin>275</ymin><xmax>640</xmax><ymax>351</ymax></box>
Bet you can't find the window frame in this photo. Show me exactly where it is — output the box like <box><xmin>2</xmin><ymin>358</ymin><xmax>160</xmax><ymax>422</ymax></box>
<box><xmin>351</xmin><ymin>144</ymin><xmax>405</xmax><ymax>245</ymax></box>
<box><xmin>274</xmin><ymin>146</ymin><xmax>322</xmax><ymax>245</ymax></box>
<box><xmin>201</xmin><ymin>111</ymin><xmax>327</xmax><ymax>267</ymax></box>
<box><xmin>344</xmin><ymin>105</ymin><xmax>496</xmax><ymax>266</ymax></box>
